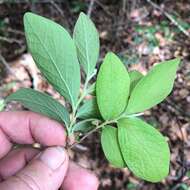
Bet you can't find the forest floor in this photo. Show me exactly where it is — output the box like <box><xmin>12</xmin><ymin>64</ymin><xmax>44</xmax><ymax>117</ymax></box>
<box><xmin>0</xmin><ymin>0</ymin><xmax>190</xmax><ymax>189</ymax></box>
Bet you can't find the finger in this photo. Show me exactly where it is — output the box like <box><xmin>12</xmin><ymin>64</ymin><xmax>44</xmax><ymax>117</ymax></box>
<box><xmin>61</xmin><ymin>162</ymin><xmax>99</xmax><ymax>190</ymax></box>
<box><xmin>0</xmin><ymin>147</ymin><xmax>69</xmax><ymax>190</ymax></box>
<box><xmin>0</xmin><ymin>111</ymin><xmax>66</xmax><ymax>159</ymax></box>
<box><xmin>0</xmin><ymin>148</ymin><xmax>39</xmax><ymax>179</ymax></box>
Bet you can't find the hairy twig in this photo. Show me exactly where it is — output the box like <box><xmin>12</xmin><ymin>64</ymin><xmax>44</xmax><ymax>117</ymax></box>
<box><xmin>87</xmin><ymin>0</ymin><xmax>95</xmax><ymax>17</ymax></box>
<box><xmin>146</xmin><ymin>0</ymin><xmax>190</xmax><ymax>37</ymax></box>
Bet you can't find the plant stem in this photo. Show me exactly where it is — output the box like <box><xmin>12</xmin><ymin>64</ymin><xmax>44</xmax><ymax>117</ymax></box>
<box><xmin>69</xmin><ymin>72</ymin><xmax>96</xmax><ymax>131</ymax></box>
<box><xmin>69</xmin><ymin>119</ymin><xmax>117</xmax><ymax>149</ymax></box>
<box><xmin>69</xmin><ymin>111</ymin><xmax>144</xmax><ymax>145</ymax></box>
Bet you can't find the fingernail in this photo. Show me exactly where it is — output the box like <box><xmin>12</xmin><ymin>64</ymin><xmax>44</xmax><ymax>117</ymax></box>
<box><xmin>40</xmin><ymin>147</ymin><xmax>66</xmax><ymax>170</ymax></box>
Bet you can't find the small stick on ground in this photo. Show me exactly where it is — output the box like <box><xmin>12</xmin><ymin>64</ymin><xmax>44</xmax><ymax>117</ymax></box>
<box><xmin>87</xmin><ymin>0</ymin><xmax>95</xmax><ymax>17</ymax></box>
<box><xmin>50</xmin><ymin>0</ymin><xmax>70</xmax><ymax>31</ymax></box>
<box><xmin>122</xmin><ymin>0</ymin><xmax>127</xmax><ymax>12</ymax></box>
<box><xmin>0</xmin><ymin>53</ymin><xmax>21</xmax><ymax>82</ymax></box>
<box><xmin>0</xmin><ymin>36</ymin><xmax>22</xmax><ymax>45</ymax></box>
<box><xmin>0</xmin><ymin>53</ymin><xmax>14</xmax><ymax>75</ymax></box>
<box><xmin>146</xmin><ymin>0</ymin><xmax>190</xmax><ymax>38</ymax></box>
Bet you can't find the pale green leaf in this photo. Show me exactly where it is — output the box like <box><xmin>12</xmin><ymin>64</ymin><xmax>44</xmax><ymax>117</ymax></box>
<box><xmin>129</xmin><ymin>70</ymin><xmax>143</xmax><ymax>92</ymax></box>
<box><xmin>24</xmin><ymin>12</ymin><xmax>80</xmax><ymax>109</ymax></box>
<box><xmin>118</xmin><ymin>117</ymin><xmax>170</xmax><ymax>182</ymax></box>
<box><xmin>73</xmin><ymin>12</ymin><xmax>99</xmax><ymax>79</ymax></box>
<box><xmin>77</xmin><ymin>97</ymin><xmax>101</xmax><ymax>119</ymax></box>
<box><xmin>101</xmin><ymin>126</ymin><xmax>126</xmax><ymax>168</ymax></box>
<box><xmin>126</xmin><ymin>58</ymin><xmax>180</xmax><ymax>114</ymax></box>
<box><xmin>6</xmin><ymin>88</ymin><xmax>70</xmax><ymax>126</ymax></box>
<box><xmin>96</xmin><ymin>52</ymin><xmax>130</xmax><ymax>120</ymax></box>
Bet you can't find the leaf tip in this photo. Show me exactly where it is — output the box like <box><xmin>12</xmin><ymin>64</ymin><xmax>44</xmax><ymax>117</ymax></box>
<box><xmin>24</xmin><ymin>12</ymin><xmax>34</xmax><ymax>22</ymax></box>
<box><xmin>79</xmin><ymin>12</ymin><xmax>87</xmax><ymax>18</ymax></box>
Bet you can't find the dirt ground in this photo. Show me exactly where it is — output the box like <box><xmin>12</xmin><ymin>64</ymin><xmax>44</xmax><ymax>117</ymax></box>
<box><xmin>0</xmin><ymin>0</ymin><xmax>190</xmax><ymax>189</ymax></box>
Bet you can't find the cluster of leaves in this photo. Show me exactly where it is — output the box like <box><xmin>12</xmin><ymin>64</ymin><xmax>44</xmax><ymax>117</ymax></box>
<box><xmin>5</xmin><ymin>12</ymin><xmax>180</xmax><ymax>182</ymax></box>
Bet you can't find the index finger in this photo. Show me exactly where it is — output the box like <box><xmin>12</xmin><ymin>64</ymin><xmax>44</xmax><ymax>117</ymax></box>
<box><xmin>0</xmin><ymin>111</ymin><xmax>66</xmax><ymax>159</ymax></box>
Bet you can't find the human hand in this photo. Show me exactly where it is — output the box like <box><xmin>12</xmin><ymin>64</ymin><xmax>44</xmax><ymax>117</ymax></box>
<box><xmin>0</xmin><ymin>111</ymin><xmax>99</xmax><ymax>190</ymax></box>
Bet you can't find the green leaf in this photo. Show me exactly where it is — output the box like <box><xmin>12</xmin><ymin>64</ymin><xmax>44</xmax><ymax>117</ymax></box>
<box><xmin>5</xmin><ymin>88</ymin><xmax>70</xmax><ymax>126</ymax></box>
<box><xmin>96</xmin><ymin>52</ymin><xmax>130</xmax><ymax>120</ymax></box>
<box><xmin>73</xmin><ymin>12</ymin><xmax>99</xmax><ymax>79</ymax></box>
<box><xmin>118</xmin><ymin>117</ymin><xmax>170</xmax><ymax>182</ymax></box>
<box><xmin>101</xmin><ymin>126</ymin><xmax>126</xmax><ymax>168</ymax></box>
<box><xmin>129</xmin><ymin>70</ymin><xmax>143</xmax><ymax>92</ymax></box>
<box><xmin>77</xmin><ymin>97</ymin><xmax>101</xmax><ymax>119</ymax></box>
<box><xmin>73</xmin><ymin>120</ymin><xmax>94</xmax><ymax>133</ymax></box>
<box><xmin>24</xmin><ymin>12</ymin><xmax>80</xmax><ymax>109</ymax></box>
<box><xmin>126</xmin><ymin>58</ymin><xmax>180</xmax><ymax>114</ymax></box>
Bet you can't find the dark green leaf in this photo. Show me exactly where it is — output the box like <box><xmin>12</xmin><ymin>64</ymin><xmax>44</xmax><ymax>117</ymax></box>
<box><xmin>77</xmin><ymin>97</ymin><xmax>101</xmax><ymax>119</ymax></box>
<box><xmin>126</xmin><ymin>58</ymin><xmax>180</xmax><ymax>114</ymax></box>
<box><xmin>73</xmin><ymin>12</ymin><xmax>99</xmax><ymax>79</ymax></box>
<box><xmin>118</xmin><ymin>117</ymin><xmax>170</xmax><ymax>182</ymax></box>
<box><xmin>101</xmin><ymin>126</ymin><xmax>126</xmax><ymax>168</ymax></box>
<box><xmin>24</xmin><ymin>12</ymin><xmax>80</xmax><ymax>109</ymax></box>
<box><xmin>73</xmin><ymin>120</ymin><xmax>94</xmax><ymax>133</ymax></box>
<box><xmin>6</xmin><ymin>88</ymin><xmax>70</xmax><ymax>126</ymax></box>
<box><xmin>96</xmin><ymin>52</ymin><xmax>130</xmax><ymax>120</ymax></box>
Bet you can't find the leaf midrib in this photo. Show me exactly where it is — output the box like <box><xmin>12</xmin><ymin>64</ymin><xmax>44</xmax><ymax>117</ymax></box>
<box><xmin>82</xmin><ymin>17</ymin><xmax>90</xmax><ymax>78</ymax></box>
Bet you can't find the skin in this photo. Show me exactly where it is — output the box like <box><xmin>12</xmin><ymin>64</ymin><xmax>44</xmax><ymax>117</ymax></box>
<box><xmin>0</xmin><ymin>111</ymin><xmax>99</xmax><ymax>190</ymax></box>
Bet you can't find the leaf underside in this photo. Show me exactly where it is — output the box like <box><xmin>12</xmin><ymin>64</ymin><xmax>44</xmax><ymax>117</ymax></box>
<box><xmin>24</xmin><ymin>12</ymin><xmax>80</xmax><ymax>109</ymax></box>
<box><xmin>73</xmin><ymin>12</ymin><xmax>100</xmax><ymax>79</ymax></box>
<box><xmin>6</xmin><ymin>88</ymin><xmax>70</xmax><ymax>126</ymax></box>
<box><xmin>118</xmin><ymin>117</ymin><xmax>170</xmax><ymax>182</ymax></box>
<box><xmin>77</xmin><ymin>97</ymin><xmax>101</xmax><ymax>119</ymax></box>
<box><xmin>73</xmin><ymin>120</ymin><xmax>94</xmax><ymax>133</ymax></box>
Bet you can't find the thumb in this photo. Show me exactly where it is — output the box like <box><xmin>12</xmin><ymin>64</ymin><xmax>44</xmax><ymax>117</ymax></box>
<box><xmin>0</xmin><ymin>147</ymin><xmax>69</xmax><ymax>190</ymax></box>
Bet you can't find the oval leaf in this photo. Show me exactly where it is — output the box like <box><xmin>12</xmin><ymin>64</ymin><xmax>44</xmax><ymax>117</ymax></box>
<box><xmin>101</xmin><ymin>126</ymin><xmax>126</xmax><ymax>168</ymax></box>
<box><xmin>118</xmin><ymin>117</ymin><xmax>170</xmax><ymax>182</ymax></box>
<box><xmin>77</xmin><ymin>97</ymin><xmax>101</xmax><ymax>119</ymax></box>
<box><xmin>96</xmin><ymin>52</ymin><xmax>130</xmax><ymax>120</ymax></box>
<box><xmin>129</xmin><ymin>70</ymin><xmax>143</xmax><ymax>92</ymax></box>
<box><xmin>73</xmin><ymin>12</ymin><xmax>99</xmax><ymax>79</ymax></box>
<box><xmin>6</xmin><ymin>88</ymin><xmax>70</xmax><ymax>126</ymax></box>
<box><xmin>24</xmin><ymin>13</ymin><xmax>80</xmax><ymax>109</ymax></box>
<box><xmin>126</xmin><ymin>58</ymin><xmax>180</xmax><ymax>114</ymax></box>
